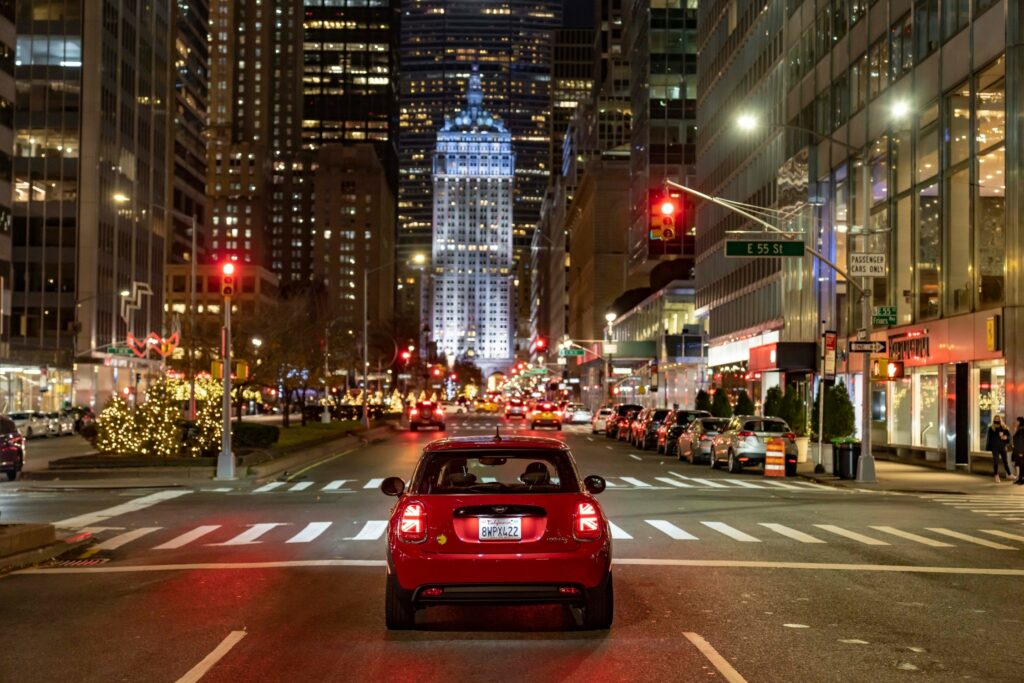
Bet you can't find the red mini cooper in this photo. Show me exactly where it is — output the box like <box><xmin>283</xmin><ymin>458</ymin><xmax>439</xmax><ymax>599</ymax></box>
<box><xmin>381</xmin><ymin>435</ymin><xmax>612</xmax><ymax>630</ymax></box>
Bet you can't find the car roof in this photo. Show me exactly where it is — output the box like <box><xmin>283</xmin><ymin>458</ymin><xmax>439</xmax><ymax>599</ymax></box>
<box><xmin>422</xmin><ymin>435</ymin><xmax>570</xmax><ymax>452</ymax></box>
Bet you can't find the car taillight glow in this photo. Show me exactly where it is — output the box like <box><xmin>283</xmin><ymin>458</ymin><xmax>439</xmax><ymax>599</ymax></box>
<box><xmin>783</xmin><ymin>432</ymin><xmax>796</xmax><ymax>441</ymax></box>
<box><xmin>421</xmin><ymin>587</ymin><xmax>444</xmax><ymax>597</ymax></box>
<box><xmin>737</xmin><ymin>431</ymin><xmax>754</xmax><ymax>438</ymax></box>
<box><xmin>398</xmin><ymin>501</ymin><xmax>427</xmax><ymax>543</ymax></box>
<box><xmin>573</xmin><ymin>501</ymin><xmax>602</xmax><ymax>541</ymax></box>
<box><xmin>435</xmin><ymin>409</ymin><xmax>444</xmax><ymax>416</ymax></box>
<box><xmin>409</xmin><ymin>409</ymin><xmax>419</xmax><ymax>417</ymax></box>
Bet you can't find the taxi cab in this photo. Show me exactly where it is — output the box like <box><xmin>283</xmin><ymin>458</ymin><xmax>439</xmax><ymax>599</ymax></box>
<box><xmin>529</xmin><ymin>401</ymin><xmax>563</xmax><ymax>430</ymax></box>
<box><xmin>381</xmin><ymin>435</ymin><xmax>612</xmax><ymax>630</ymax></box>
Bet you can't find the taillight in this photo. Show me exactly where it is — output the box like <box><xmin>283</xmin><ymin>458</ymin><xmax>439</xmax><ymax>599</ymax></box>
<box><xmin>410</xmin><ymin>409</ymin><xmax>419</xmax><ymax>417</ymax></box>
<box><xmin>398</xmin><ymin>501</ymin><xmax>427</xmax><ymax>543</ymax></box>
<box><xmin>700</xmin><ymin>435</ymin><xmax>712</xmax><ymax>442</ymax></box>
<box><xmin>573</xmin><ymin>501</ymin><xmax>602</xmax><ymax>541</ymax></box>
<box><xmin>783</xmin><ymin>432</ymin><xmax>796</xmax><ymax>441</ymax></box>
<box><xmin>737</xmin><ymin>431</ymin><xmax>754</xmax><ymax>438</ymax></box>
<box><xmin>435</xmin><ymin>409</ymin><xmax>444</xmax><ymax>416</ymax></box>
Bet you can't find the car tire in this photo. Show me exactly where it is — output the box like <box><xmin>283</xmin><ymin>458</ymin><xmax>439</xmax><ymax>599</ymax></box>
<box><xmin>385</xmin><ymin>573</ymin><xmax>416</xmax><ymax>630</ymax></box>
<box><xmin>709</xmin><ymin>449</ymin><xmax>719</xmax><ymax>469</ymax></box>
<box><xmin>557</xmin><ymin>424</ymin><xmax>562</xmax><ymax>431</ymax></box>
<box><xmin>438</xmin><ymin>424</ymin><xmax>446</xmax><ymax>431</ymax></box>
<box><xmin>583</xmin><ymin>573</ymin><xmax>613</xmax><ymax>630</ymax></box>
<box><xmin>5</xmin><ymin>470</ymin><xmax>16</xmax><ymax>481</ymax></box>
<box><xmin>591</xmin><ymin>429</ymin><xmax>598</xmax><ymax>435</ymax></box>
<box><xmin>531</xmin><ymin>422</ymin><xmax>537</xmax><ymax>429</ymax></box>
<box><xmin>676</xmin><ymin>444</ymin><xmax>685</xmax><ymax>461</ymax></box>
<box><xmin>26</xmin><ymin>427</ymin><xmax>33</xmax><ymax>439</ymax></box>
<box><xmin>410</xmin><ymin>424</ymin><xmax>418</xmax><ymax>432</ymax></box>
<box><xmin>656</xmin><ymin>443</ymin><xmax>663</xmax><ymax>454</ymax></box>
<box><xmin>728</xmin><ymin>450</ymin><xmax>742</xmax><ymax>474</ymax></box>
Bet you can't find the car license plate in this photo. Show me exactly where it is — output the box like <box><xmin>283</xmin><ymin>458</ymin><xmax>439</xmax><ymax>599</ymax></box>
<box><xmin>478</xmin><ymin>517</ymin><xmax>522</xmax><ymax>541</ymax></box>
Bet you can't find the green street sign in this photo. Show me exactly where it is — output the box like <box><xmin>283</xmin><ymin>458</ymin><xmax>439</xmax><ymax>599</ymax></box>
<box><xmin>106</xmin><ymin>346</ymin><xmax>134</xmax><ymax>357</ymax></box>
<box><xmin>558</xmin><ymin>348</ymin><xmax>585</xmax><ymax>357</ymax></box>
<box><xmin>873</xmin><ymin>306</ymin><xmax>897</xmax><ymax>326</ymax></box>
<box><xmin>525</xmin><ymin>367</ymin><xmax>548</xmax><ymax>376</ymax></box>
<box><xmin>725</xmin><ymin>240</ymin><xmax>805</xmax><ymax>258</ymax></box>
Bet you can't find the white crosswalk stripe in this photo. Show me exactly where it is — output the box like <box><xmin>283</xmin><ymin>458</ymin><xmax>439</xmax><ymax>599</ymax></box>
<box><xmin>607</xmin><ymin>521</ymin><xmax>633</xmax><ymax>540</ymax></box>
<box><xmin>93</xmin><ymin>527</ymin><xmax>162</xmax><ymax>551</ymax></box>
<box><xmin>289</xmin><ymin>482</ymin><xmax>314</xmax><ymax>492</ymax></box>
<box><xmin>758</xmin><ymin>523</ymin><xmax>824</xmax><ymax>544</ymax></box>
<box><xmin>322</xmin><ymin>480</ymin><xmax>350</xmax><ymax>491</ymax></box>
<box><xmin>287</xmin><ymin>522</ymin><xmax>332</xmax><ymax>544</ymax></box>
<box><xmin>701</xmin><ymin>521</ymin><xmax>760</xmax><ymax>542</ymax></box>
<box><xmin>981</xmin><ymin>530</ymin><xmax>1024</xmax><ymax>543</ymax></box>
<box><xmin>759</xmin><ymin>480</ymin><xmax>803</xmax><ymax>490</ymax></box>
<box><xmin>655</xmin><ymin>477</ymin><xmax>693</xmax><ymax>488</ymax></box>
<box><xmin>252</xmin><ymin>482</ymin><xmax>286</xmax><ymax>493</ymax></box>
<box><xmin>926</xmin><ymin>528</ymin><xmax>1017</xmax><ymax>550</ymax></box>
<box><xmin>154</xmin><ymin>525</ymin><xmax>221</xmax><ymax>550</ymax></box>
<box><xmin>870</xmin><ymin>526</ymin><xmax>953</xmax><ymax>547</ymax></box>
<box><xmin>364</xmin><ymin>478</ymin><xmax>385</xmax><ymax>489</ymax></box>
<box><xmin>619</xmin><ymin>477</ymin><xmax>652</xmax><ymax>488</ymax></box>
<box><xmin>350</xmin><ymin>520</ymin><xmax>388</xmax><ymax>541</ymax></box>
<box><xmin>814</xmin><ymin>524</ymin><xmax>889</xmax><ymax>545</ymax></box>
<box><xmin>672</xmin><ymin>474</ymin><xmax>728</xmax><ymax>488</ymax></box>
<box><xmin>645</xmin><ymin>520</ymin><xmax>698</xmax><ymax>540</ymax></box>
<box><xmin>721</xmin><ymin>479</ymin><xmax>765</xmax><ymax>489</ymax></box>
<box><xmin>214</xmin><ymin>523</ymin><xmax>287</xmax><ymax>546</ymax></box>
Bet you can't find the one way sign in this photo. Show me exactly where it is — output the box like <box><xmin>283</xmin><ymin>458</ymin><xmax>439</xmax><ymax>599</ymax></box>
<box><xmin>849</xmin><ymin>340</ymin><xmax>886</xmax><ymax>354</ymax></box>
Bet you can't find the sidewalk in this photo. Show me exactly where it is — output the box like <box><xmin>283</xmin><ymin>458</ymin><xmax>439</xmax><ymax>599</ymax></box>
<box><xmin>798</xmin><ymin>458</ymin><xmax>1024</xmax><ymax>495</ymax></box>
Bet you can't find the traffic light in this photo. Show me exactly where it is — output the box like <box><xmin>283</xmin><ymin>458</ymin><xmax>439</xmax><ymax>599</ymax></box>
<box><xmin>649</xmin><ymin>188</ymin><xmax>682</xmax><ymax>241</ymax></box>
<box><xmin>533</xmin><ymin>337</ymin><xmax>547</xmax><ymax>352</ymax></box>
<box><xmin>220</xmin><ymin>261</ymin><xmax>237</xmax><ymax>297</ymax></box>
<box><xmin>400</xmin><ymin>350</ymin><xmax>412</xmax><ymax>362</ymax></box>
<box><xmin>886</xmin><ymin>360</ymin><xmax>905</xmax><ymax>380</ymax></box>
<box><xmin>432</xmin><ymin>366</ymin><xmax>442</xmax><ymax>378</ymax></box>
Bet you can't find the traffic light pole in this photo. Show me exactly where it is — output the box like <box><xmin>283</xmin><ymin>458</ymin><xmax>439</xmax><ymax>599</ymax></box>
<box><xmin>856</xmin><ymin>157</ymin><xmax>876</xmax><ymax>483</ymax></box>
<box><xmin>361</xmin><ymin>268</ymin><xmax>370</xmax><ymax>428</ymax></box>
<box><xmin>216</xmin><ymin>291</ymin><xmax>235</xmax><ymax>480</ymax></box>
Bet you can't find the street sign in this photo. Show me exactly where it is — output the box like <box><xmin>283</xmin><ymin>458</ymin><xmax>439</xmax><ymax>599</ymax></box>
<box><xmin>525</xmin><ymin>368</ymin><xmax>548</xmax><ymax>376</ymax></box>
<box><xmin>872</xmin><ymin>306</ymin><xmax>897</xmax><ymax>326</ymax></box>
<box><xmin>850</xmin><ymin>340</ymin><xmax>887</xmax><ymax>354</ymax></box>
<box><xmin>603</xmin><ymin>343</ymin><xmax>618</xmax><ymax>354</ymax></box>
<box><xmin>558</xmin><ymin>347</ymin><xmax>585</xmax><ymax>357</ymax></box>
<box><xmin>849</xmin><ymin>253</ymin><xmax>887</xmax><ymax>277</ymax></box>
<box><xmin>106</xmin><ymin>346</ymin><xmax>134</xmax><ymax>357</ymax></box>
<box><xmin>822</xmin><ymin>330</ymin><xmax>837</xmax><ymax>380</ymax></box>
<box><xmin>556</xmin><ymin>357</ymin><xmax>567</xmax><ymax>365</ymax></box>
<box><xmin>725</xmin><ymin>240</ymin><xmax>804</xmax><ymax>258</ymax></box>
<box><xmin>396</xmin><ymin>373</ymin><xmax>412</xmax><ymax>380</ymax></box>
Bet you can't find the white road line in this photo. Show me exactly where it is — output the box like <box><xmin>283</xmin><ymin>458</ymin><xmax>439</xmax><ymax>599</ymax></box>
<box><xmin>701</xmin><ymin>521</ymin><xmax>760</xmax><ymax>542</ymax></box>
<box><xmin>646</xmin><ymin>520</ymin><xmax>698</xmax><ymax>540</ymax></box>
<box><xmin>814</xmin><ymin>524</ymin><xmax>889</xmax><ymax>546</ymax></box>
<box><xmin>720</xmin><ymin>479</ymin><xmax>765</xmax><ymax>489</ymax></box>
<box><xmin>655</xmin><ymin>477</ymin><xmax>693</xmax><ymax>488</ymax></box>
<box><xmin>674</xmin><ymin>475</ymin><xmax>728</xmax><ymax>488</ymax></box>
<box><xmin>93</xmin><ymin>527</ymin><xmax>162</xmax><ymax>551</ymax></box>
<box><xmin>790</xmin><ymin>481</ymin><xmax>832</xmax><ymax>490</ymax></box>
<box><xmin>364</xmin><ymin>478</ymin><xmax>384</xmax><ymax>489</ymax></box>
<box><xmin>213</xmin><ymin>523</ymin><xmax>286</xmax><ymax>546</ymax></box>
<box><xmin>350</xmin><ymin>520</ymin><xmax>388</xmax><ymax>541</ymax></box>
<box><xmin>288</xmin><ymin>482</ymin><xmax>314</xmax><ymax>492</ymax></box>
<box><xmin>620</xmin><ymin>477</ymin><xmax>652</xmax><ymax>488</ymax></box>
<box><xmin>870</xmin><ymin>526</ymin><xmax>953</xmax><ymax>548</ymax></box>
<box><xmin>628</xmin><ymin>454</ymin><xmax>642</xmax><ymax>461</ymax></box>
<box><xmin>981</xmin><ymin>530</ymin><xmax>1024</xmax><ymax>543</ymax></box>
<box><xmin>926</xmin><ymin>528</ymin><xmax>1017</xmax><ymax>550</ymax></box>
<box><xmin>154</xmin><ymin>525</ymin><xmax>222</xmax><ymax>550</ymax></box>
<box><xmin>481</xmin><ymin>477</ymin><xmax>498</xmax><ymax>483</ymax></box>
<box><xmin>759</xmin><ymin>480</ymin><xmax>803</xmax><ymax>490</ymax></box>
<box><xmin>175</xmin><ymin>630</ymin><xmax>247</xmax><ymax>683</ymax></box>
<box><xmin>968</xmin><ymin>509</ymin><xmax>1024</xmax><ymax>514</ymax></box>
<box><xmin>321</xmin><ymin>480</ymin><xmax>350</xmax><ymax>491</ymax></box>
<box><xmin>55</xmin><ymin>490</ymin><xmax>193</xmax><ymax>529</ymax></box>
<box><xmin>758</xmin><ymin>523</ymin><xmax>825</xmax><ymax>544</ymax></box>
<box><xmin>287</xmin><ymin>522</ymin><xmax>332</xmax><ymax>544</ymax></box>
<box><xmin>607</xmin><ymin>521</ymin><xmax>633</xmax><ymax>540</ymax></box>
<box><xmin>683</xmin><ymin>632</ymin><xmax>748</xmax><ymax>683</ymax></box>
<box><xmin>252</xmin><ymin>482</ymin><xmax>286</xmax><ymax>493</ymax></box>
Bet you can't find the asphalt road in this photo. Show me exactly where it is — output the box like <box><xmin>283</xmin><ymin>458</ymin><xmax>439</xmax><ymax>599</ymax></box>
<box><xmin>1</xmin><ymin>415</ymin><xmax>1023</xmax><ymax>682</ymax></box>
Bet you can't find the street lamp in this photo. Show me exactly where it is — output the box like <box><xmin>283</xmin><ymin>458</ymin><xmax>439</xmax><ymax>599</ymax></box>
<box><xmin>113</xmin><ymin>193</ymin><xmax>130</xmax><ymax>204</ymax></box>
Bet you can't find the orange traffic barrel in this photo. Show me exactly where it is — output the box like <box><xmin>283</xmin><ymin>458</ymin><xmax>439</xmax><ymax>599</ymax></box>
<box><xmin>764</xmin><ymin>438</ymin><xmax>786</xmax><ymax>477</ymax></box>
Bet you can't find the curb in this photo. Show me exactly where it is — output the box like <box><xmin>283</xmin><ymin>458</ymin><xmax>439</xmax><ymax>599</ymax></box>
<box><xmin>0</xmin><ymin>532</ymin><xmax>93</xmax><ymax>575</ymax></box>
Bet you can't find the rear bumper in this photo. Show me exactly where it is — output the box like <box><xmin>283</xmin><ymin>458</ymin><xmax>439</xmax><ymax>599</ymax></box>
<box><xmin>414</xmin><ymin>583</ymin><xmax>588</xmax><ymax>605</ymax></box>
<box><xmin>531</xmin><ymin>418</ymin><xmax>561</xmax><ymax>426</ymax></box>
<box><xmin>412</xmin><ymin>419</ymin><xmax>445</xmax><ymax>427</ymax></box>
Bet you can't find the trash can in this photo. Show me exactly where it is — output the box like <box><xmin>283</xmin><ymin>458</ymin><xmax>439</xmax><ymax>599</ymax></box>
<box><xmin>834</xmin><ymin>441</ymin><xmax>862</xmax><ymax>480</ymax></box>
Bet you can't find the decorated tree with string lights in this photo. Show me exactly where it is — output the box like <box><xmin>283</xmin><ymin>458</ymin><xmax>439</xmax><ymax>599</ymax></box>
<box><xmin>96</xmin><ymin>395</ymin><xmax>143</xmax><ymax>455</ymax></box>
<box><xmin>137</xmin><ymin>378</ymin><xmax>182</xmax><ymax>459</ymax></box>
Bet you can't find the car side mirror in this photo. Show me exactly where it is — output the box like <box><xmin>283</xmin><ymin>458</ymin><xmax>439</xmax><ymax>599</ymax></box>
<box><xmin>381</xmin><ymin>476</ymin><xmax>405</xmax><ymax>497</ymax></box>
<box><xmin>584</xmin><ymin>475</ymin><xmax>606</xmax><ymax>495</ymax></box>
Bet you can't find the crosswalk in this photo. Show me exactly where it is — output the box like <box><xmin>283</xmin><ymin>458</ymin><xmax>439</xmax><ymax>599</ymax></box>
<box><xmin>78</xmin><ymin>519</ymin><xmax>1024</xmax><ymax>555</ymax></box>
<box><xmin>920</xmin><ymin>494</ymin><xmax>1024</xmax><ymax>525</ymax></box>
<box><xmin>242</xmin><ymin>471</ymin><xmax>836</xmax><ymax>495</ymax></box>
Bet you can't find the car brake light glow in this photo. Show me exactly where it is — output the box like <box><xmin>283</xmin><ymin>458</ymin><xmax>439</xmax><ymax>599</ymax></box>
<box><xmin>558</xmin><ymin>586</ymin><xmax>581</xmax><ymax>595</ymax></box>
<box><xmin>435</xmin><ymin>409</ymin><xmax>444</xmax><ymax>416</ymax></box>
<box><xmin>573</xmin><ymin>501</ymin><xmax>602</xmax><ymax>541</ymax></box>
<box><xmin>398</xmin><ymin>501</ymin><xmax>427</xmax><ymax>543</ymax></box>
<box><xmin>421</xmin><ymin>587</ymin><xmax>444</xmax><ymax>597</ymax></box>
<box><xmin>409</xmin><ymin>409</ymin><xmax>419</xmax><ymax>417</ymax></box>
<box><xmin>783</xmin><ymin>432</ymin><xmax>796</xmax><ymax>441</ymax></box>
<box><xmin>737</xmin><ymin>430</ymin><xmax>754</xmax><ymax>438</ymax></box>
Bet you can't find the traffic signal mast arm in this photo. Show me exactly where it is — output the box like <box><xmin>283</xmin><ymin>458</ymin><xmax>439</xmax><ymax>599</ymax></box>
<box><xmin>665</xmin><ymin>180</ymin><xmax>864</xmax><ymax>295</ymax></box>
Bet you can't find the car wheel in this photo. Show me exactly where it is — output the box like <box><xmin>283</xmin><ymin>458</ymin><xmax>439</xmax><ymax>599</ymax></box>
<box><xmin>557</xmin><ymin>424</ymin><xmax>562</xmax><ymax>431</ymax></box>
<box><xmin>676</xmin><ymin>443</ymin><xmax>685</xmax><ymax>461</ymax></box>
<box><xmin>385</xmin><ymin>573</ymin><xmax>416</xmax><ymax>630</ymax></box>
<box><xmin>656</xmin><ymin>443</ymin><xmax>663</xmax><ymax>455</ymax></box>
<box><xmin>26</xmin><ymin>427</ymin><xmax>33</xmax><ymax>439</ymax></box>
<box><xmin>4</xmin><ymin>470</ymin><xmax>16</xmax><ymax>481</ymax></box>
<box><xmin>438</xmin><ymin>424</ymin><xmax>446</xmax><ymax>431</ymax></box>
<box><xmin>410</xmin><ymin>424</ymin><xmax>418</xmax><ymax>432</ymax></box>
<box><xmin>709</xmin><ymin>448</ymin><xmax>719</xmax><ymax>469</ymax></box>
<box><xmin>583</xmin><ymin>573</ymin><xmax>613</xmax><ymax>630</ymax></box>
<box><xmin>728</xmin><ymin>450</ymin><xmax>742</xmax><ymax>474</ymax></box>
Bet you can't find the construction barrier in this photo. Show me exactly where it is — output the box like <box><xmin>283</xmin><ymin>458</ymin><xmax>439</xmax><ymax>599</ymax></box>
<box><xmin>764</xmin><ymin>437</ymin><xmax>786</xmax><ymax>478</ymax></box>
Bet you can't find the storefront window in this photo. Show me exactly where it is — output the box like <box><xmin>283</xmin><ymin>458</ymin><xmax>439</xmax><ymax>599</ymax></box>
<box><xmin>975</xmin><ymin>146</ymin><xmax>1004</xmax><ymax>308</ymax></box>
<box><xmin>890</xmin><ymin>377</ymin><xmax>912</xmax><ymax>444</ymax></box>
<box><xmin>916</xmin><ymin>183</ymin><xmax>940</xmax><ymax>320</ymax></box>
<box><xmin>914</xmin><ymin>370</ymin><xmax>939</xmax><ymax>447</ymax></box>
<box><xmin>945</xmin><ymin>167</ymin><xmax>970</xmax><ymax>314</ymax></box>
<box><xmin>895</xmin><ymin>196</ymin><xmax>912</xmax><ymax>323</ymax></box>
<box><xmin>973</xmin><ymin>363</ymin><xmax>1005</xmax><ymax>452</ymax></box>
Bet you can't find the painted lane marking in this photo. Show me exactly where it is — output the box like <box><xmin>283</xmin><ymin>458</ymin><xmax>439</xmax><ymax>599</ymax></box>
<box><xmin>55</xmin><ymin>490</ymin><xmax>193</xmax><ymax>529</ymax></box>
<box><xmin>926</xmin><ymin>528</ymin><xmax>1016</xmax><ymax>550</ymax></box>
<box><xmin>364</xmin><ymin>478</ymin><xmax>385</xmax><ymax>489</ymax></box>
<box><xmin>814</xmin><ymin>525</ymin><xmax>889</xmax><ymax>546</ymax></box>
<box><xmin>154</xmin><ymin>525</ymin><xmax>221</xmax><ymax>550</ymax></box>
<box><xmin>628</xmin><ymin>454</ymin><xmax>642</xmax><ymax>461</ymax></box>
<box><xmin>655</xmin><ymin>477</ymin><xmax>693</xmax><ymax>488</ymax></box>
<box><xmin>674</xmin><ymin>475</ymin><xmax>728</xmax><ymax>489</ymax></box>
<box><xmin>349</xmin><ymin>520</ymin><xmax>388</xmax><ymax>541</ymax></box>
<box><xmin>702</xmin><ymin>521</ymin><xmax>760</xmax><ymax>542</ymax></box>
<box><xmin>607</xmin><ymin>521</ymin><xmax>633</xmax><ymax>540</ymax></box>
<box><xmin>683</xmin><ymin>632</ymin><xmax>748</xmax><ymax>683</ymax></box>
<box><xmin>321</xmin><ymin>480</ymin><xmax>350</xmax><ymax>491</ymax></box>
<box><xmin>620</xmin><ymin>477</ymin><xmax>652</xmax><ymax>488</ymax></box>
<box><xmin>252</xmin><ymin>482</ymin><xmax>286</xmax><ymax>493</ymax></box>
<box><xmin>481</xmin><ymin>477</ymin><xmax>498</xmax><ymax>483</ymax></box>
<box><xmin>213</xmin><ymin>523</ymin><xmax>287</xmax><ymax>546</ymax></box>
<box><xmin>758</xmin><ymin>523</ymin><xmax>825</xmax><ymax>544</ymax></box>
<box><xmin>93</xmin><ymin>527</ymin><xmax>162</xmax><ymax>551</ymax></box>
<box><xmin>646</xmin><ymin>520</ymin><xmax>698</xmax><ymax>540</ymax></box>
<box><xmin>288</xmin><ymin>482</ymin><xmax>314</xmax><ymax>492</ymax></box>
<box><xmin>175</xmin><ymin>630</ymin><xmax>247</xmax><ymax>683</ymax></box>
<box><xmin>603</xmin><ymin>479</ymin><xmax>620</xmax><ymax>487</ymax></box>
<box><xmin>790</xmin><ymin>481</ymin><xmax>832</xmax><ymax>490</ymax></box>
<box><xmin>720</xmin><ymin>479</ymin><xmax>765</xmax><ymax>489</ymax></box>
<box><xmin>870</xmin><ymin>526</ymin><xmax>953</xmax><ymax>548</ymax></box>
<box><xmin>287</xmin><ymin>522</ymin><xmax>332</xmax><ymax>544</ymax></box>
<box><xmin>980</xmin><ymin>530</ymin><xmax>1024</xmax><ymax>543</ymax></box>
<box><xmin>758</xmin><ymin>480</ymin><xmax>803</xmax><ymax>490</ymax></box>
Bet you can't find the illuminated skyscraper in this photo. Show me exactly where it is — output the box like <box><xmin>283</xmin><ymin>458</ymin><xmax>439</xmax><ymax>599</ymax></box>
<box><xmin>430</xmin><ymin>68</ymin><xmax>514</xmax><ymax>374</ymax></box>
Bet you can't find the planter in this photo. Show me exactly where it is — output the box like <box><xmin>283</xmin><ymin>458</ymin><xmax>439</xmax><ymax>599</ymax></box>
<box><xmin>794</xmin><ymin>436</ymin><xmax>810</xmax><ymax>463</ymax></box>
<box><xmin>808</xmin><ymin>442</ymin><xmax>833</xmax><ymax>472</ymax></box>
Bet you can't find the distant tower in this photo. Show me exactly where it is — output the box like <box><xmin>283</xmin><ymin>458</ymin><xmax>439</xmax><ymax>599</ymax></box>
<box><xmin>430</xmin><ymin>67</ymin><xmax>515</xmax><ymax>375</ymax></box>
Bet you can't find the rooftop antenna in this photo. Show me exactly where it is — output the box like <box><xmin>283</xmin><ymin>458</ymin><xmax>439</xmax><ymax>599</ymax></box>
<box><xmin>494</xmin><ymin>425</ymin><xmax>502</xmax><ymax>441</ymax></box>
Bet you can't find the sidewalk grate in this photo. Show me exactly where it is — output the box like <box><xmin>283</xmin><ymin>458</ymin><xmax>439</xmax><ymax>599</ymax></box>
<box><xmin>48</xmin><ymin>558</ymin><xmax>110</xmax><ymax>567</ymax></box>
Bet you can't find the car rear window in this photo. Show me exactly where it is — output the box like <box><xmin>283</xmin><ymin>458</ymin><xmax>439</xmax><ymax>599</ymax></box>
<box><xmin>616</xmin><ymin>404</ymin><xmax>642</xmax><ymax>416</ymax></box>
<box><xmin>743</xmin><ymin>420</ymin><xmax>789</xmax><ymax>433</ymax></box>
<box><xmin>9</xmin><ymin>412</ymin><xmax>29</xmax><ymax>420</ymax></box>
<box><xmin>651</xmin><ymin>409</ymin><xmax>670</xmax><ymax>421</ymax></box>
<box><xmin>700</xmin><ymin>418</ymin><xmax>729</xmax><ymax>431</ymax></box>
<box><xmin>414</xmin><ymin>450</ymin><xmax>580</xmax><ymax>495</ymax></box>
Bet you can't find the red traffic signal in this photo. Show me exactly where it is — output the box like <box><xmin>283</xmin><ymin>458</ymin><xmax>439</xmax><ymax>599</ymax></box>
<box><xmin>533</xmin><ymin>337</ymin><xmax>547</xmax><ymax>352</ymax></box>
<box><xmin>649</xmin><ymin>189</ymin><xmax>682</xmax><ymax>241</ymax></box>
<box><xmin>886</xmin><ymin>361</ymin><xmax>905</xmax><ymax>379</ymax></box>
<box><xmin>400</xmin><ymin>350</ymin><xmax>411</xmax><ymax>362</ymax></box>
<box><xmin>221</xmin><ymin>261</ymin><xmax>237</xmax><ymax>297</ymax></box>
<box><xmin>432</xmin><ymin>366</ymin><xmax>442</xmax><ymax>377</ymax></box>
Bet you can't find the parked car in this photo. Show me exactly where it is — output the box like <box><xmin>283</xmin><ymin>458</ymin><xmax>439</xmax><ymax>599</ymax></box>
<box><xmin>619</xmin><ymin>409</ymin><xmax>639</xmax><ymax>441</ymax></box>
<box><xmin>626</xmin><ymin>408</ymin><xmax>648</xmax><ymax>445</ymax></box>
<box><xmin>0</xmin><ymin>416</ymin><xmax>25</xmax><ymax>481</ymax></box>
<box><xmin>676</xmin><ymin>417</ymin><xmax>730</xmax><ymax>463</ymax></box>
<box><xmin>567</xmin><ymin>404</ymin><xmax>593</xmax><ymax>424</ymax></box>
<box><xmin>57</xmin><ymin>411</ymin><xmax>76</xmax><ymax>435</ymax></box>
<box><xmin>8</xmin><ymin>411</ymin><xmax>50</xmax><ymax>439</ymax></box>
<box><xmin>655</xmin><ymin>410</ymin><xmax>712</xmax><ymax>454</ymax></box>
<box><xmin>634</xmin><ymin>408</ymin><xmax>671</xmax><ymax>450</ymax></box>
<box><xmin>409</xmin><ymin>401</ymin><xmax>446</xmax><ymax>432</ymax></box>
<box><xmin>379</xmin><ymin>434</ymin><xmax>612</xmax><ymax>630</ymax></box>
<box><xmin>529</xmin><ymin>401</ymin><xmax>563</xmax><ymax>430</ymax></box>
<box><xmin>591</xmin><ymin>407</ymin><xmax>614</xmax><ymax>434</ymax></box>
<box><xmin>709</xmin><ymin>416</ymin><xmax>798</xmax><ymax>473</ymax></box>
<box><xmin>604</xmin><ymin>404</ymin><xmax>641</xmax><ymax>439</ymax></box>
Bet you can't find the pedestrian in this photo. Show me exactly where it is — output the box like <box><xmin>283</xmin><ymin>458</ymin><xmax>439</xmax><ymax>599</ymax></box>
<box><xmin>985</xmin><ymin>415</ymin><xmax>1012</xmax><ymax>482</ymax></box>
<box><xmin>1013</xmin><ymin>417</ymin><xmax>1024</xmax><ymax>486</ymax></box>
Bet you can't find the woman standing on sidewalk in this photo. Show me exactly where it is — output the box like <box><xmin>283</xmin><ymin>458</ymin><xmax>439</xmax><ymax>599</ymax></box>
<box><xmin>986</xmin><ymin>415</ymin><xmax>1012</xmax><ymax>483</ymax></box>
<box><xmin>1013</xmin><ymin>417</ymin><xmax>1024</xmax><ymax>485</ymax></box>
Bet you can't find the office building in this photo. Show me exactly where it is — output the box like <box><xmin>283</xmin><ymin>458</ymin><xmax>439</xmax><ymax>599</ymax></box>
<box><xmin>0</xmin><ymin>3</ymin><xmax>13</xmax><ymax>380</ymax></box>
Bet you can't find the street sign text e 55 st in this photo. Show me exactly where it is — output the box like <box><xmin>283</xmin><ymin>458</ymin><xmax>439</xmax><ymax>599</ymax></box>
<box><xmin>725</xmin><ymin>240</ymin><xmax>804</xmax><ymax>258</ymax></box>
